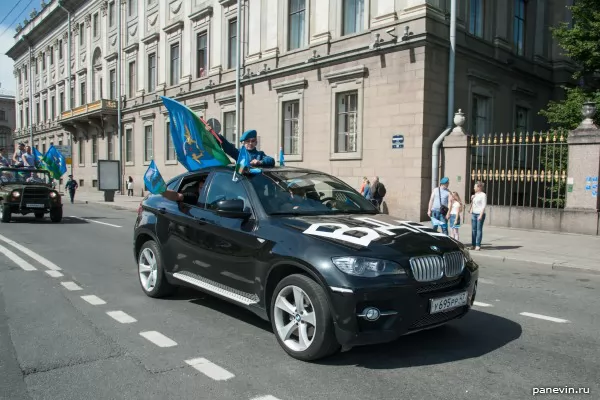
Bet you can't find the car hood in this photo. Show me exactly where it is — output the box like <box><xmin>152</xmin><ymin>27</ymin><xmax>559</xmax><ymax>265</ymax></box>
<box><xmin>279</xmin><ymin>213</ymin><xmax>462</xmax><ymax>256</ymax></box>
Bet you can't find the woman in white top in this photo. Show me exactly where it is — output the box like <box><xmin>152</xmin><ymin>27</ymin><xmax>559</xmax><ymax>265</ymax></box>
<box><xmin>446</xmin><ymin>191</ymin><xmax>463</xmax><ymax>241</ymax></box>
<box><xmin>469</xmin><ymin>181</ymin><xmax>487</xmax><ymax>251</ymax></box>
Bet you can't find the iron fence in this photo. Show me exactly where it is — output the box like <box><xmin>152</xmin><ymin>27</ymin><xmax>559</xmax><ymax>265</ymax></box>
<box><xmin>468</xmin><ymin>131</ymin><xmax>568</xmax><ymax>209</ymax></box>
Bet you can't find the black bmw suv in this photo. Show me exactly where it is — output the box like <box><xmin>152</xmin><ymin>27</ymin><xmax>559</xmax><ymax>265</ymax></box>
<box><xmin>134</xmin><ymin>166</ymin><xmax>479</xmax><ymax>361</ymax></box>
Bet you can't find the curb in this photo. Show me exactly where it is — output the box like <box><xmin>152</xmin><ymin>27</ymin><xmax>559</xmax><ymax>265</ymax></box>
<box><xmin>471</xmin><ymin>252</ymin><xmax>600</xmax><ymax>276</ymax></box>
<box><xmin>74</xmin><ymin>199</ymin><xmax>139</xmax><ymax>213</ymax></box>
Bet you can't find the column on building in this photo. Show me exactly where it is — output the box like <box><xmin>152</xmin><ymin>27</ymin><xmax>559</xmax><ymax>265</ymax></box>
<box><xmin>262</xmin><ymin>0</ymin><xmax>279</xmax><ymax>59</ymax></box>
<box><xmin>209</xmin><ymin>3</ymin><xmax>223</xmax><ymax>75</ymax></box>
<box><xmin>246</xmin><ymin>0</ymin><xmax>261</xmax><ymax>62</ymax></box>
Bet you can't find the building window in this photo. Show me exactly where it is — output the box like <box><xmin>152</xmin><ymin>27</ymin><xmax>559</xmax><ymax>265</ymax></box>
<box><xmin>196</xmin><ymin>32</ymin><xmax>207</xmax><ymax>78</ymax></box>
<box><xmin>43</xmin><ymin>99</ymin><xmax>47</xmax><ymax>121</ymax></box>
<box><xmin>42</xmin><ymin>52</ymin><xmax>46</xmax><ymax>70</ymax></box>
<box><xmin>51</xmin><ymin>96</ymin><xmax>55</xmax><ymax>120</ymax></box>
<box><xmin>50</xmin><ymin>47</ymin><xmax>54</xmax><ymax>66</ymax></box>
<box><xmin>93</xmin><ymin>13</ymin><xmax>99</xmax><ymax>37</ymax></box>
<box><xmin>78</xmin><ymin>141</ymin><xmax>85</xmax><ymax>164</ymax></box>
<box><xmin>166</xmin><ymin>121</ymin><xmax>175</xmax><ymax>161</ymax></box>
<box><xmin>288</xmin><ymin>0</ymin><xmax>306</xmax><ymax>50</ymax></box>
<box><xmin>92</xmin><ymin>137</ymin><xmax>98</xmax><ymax>164</ymax></box>
<box><xmin>335</xmin><ymin>91</ymin><xmax>358</xmax><ymax>153</ymax></box>
<box><xmin>147</xmin><ymin>53</ymin><xmax>156</xmax><ymax>92</ymax></box>
<box><xmin>59</xmin><ymin>92</ymin><xmax>65</xmax><ymax>113</ymax></box>
<box><xmin>515</xmin><ymin>106</ymin><xmax>529</xmax><ymax>133</ymax></box>
<box><xmin>128</xmin><ymin>0</ymin><xmax>137</xmax><ymax>16</ymax></box>
<box><xmin>471</xmin><ymin>94</ymin><xmax>490</xmax><ymax>136</ymax></box>
<box><xmin>468</xmin><ymin>0</ymin><xmax>484</xmax><ymax>38</ymax></box>
<box><xmin>70</xmin><ymin>86</ymin><xmax>75</xmax><ymax>109</ymax></box>
<box><xmin>25</xmin><ymin>107</ymin><xmax>29</xmax><ymax>127</ymax></box>
<box><xmin>282</xmin><ymin>100</ymin><xmax>300</xmax><ymax>155</ymax></box>
<box><xmin>79</xmin><ymin>23</ymin><xmax>84</xmax><ymax>45</ymax></box>
<box><xmin>170</xmin><ymin>43</ymin><xmax>180</xmax><ymax>85</ymax></box>
<box><xmin>125</xmin><ymin>128</ymin><xmax>133</xmax><ymax>162</ymax></box>
<box><xmin>144</xmin><ymin>125</ymin><xmax>153</xmax><ymax>162</ymax></box>
<box><xmin>0</xmin><ymin>110</ymin><xmax>5</xmax><ymax>121</ymax></box>
<box><xmin>228</xmin><ymin>19</ymin><xmax>237</xmax><ymax>69</ymax></box>
<box><xmin>342</xmin><ymin>0</ymin><xmax>364</xmax><ymax>36</ymax></box>
<box><xmin>36</xmin><ymin>103</ymin><xmax>40</xmax><ymax>123</ymax></box>
<box><xmin>42</xmin><ymin>143</ymin><xmax>46</xmax><ymax>154</ymax></box>
<box><xmin>24</xmin><ymin>65</ymin><xmax>27</xmax><ymax>81</ymax></box>
<box><xmin>59</xmin><ymin>40</ymin><xmax>63</xmax><ymax>59</ymax></box>
<box><xmin>128</xmin><ymin>61</ymin><xmax>136</xmax><ymax>97</ymax></box>
<box><xmin>513</xmin><ymin>0</ymin><xmax>526</xmax><ymax>56</ymax></box>
<box><xmin>109</xmin><ymin>69</ymin><xmax>116</xmax><ymax>99</ymax></box>
<box><xmin>107</xmin><ymin>134</ymin><xmax>114</xmax><ymax>160</ymax></box>
<box><xmin>224</xmin><ymin>111</ymin><xmax>236</xmax><ymax>143</ymax></box>
<box><xmin>80</xmin><ymin>81</ymin><xmax>86</xmax><ymax>105</ymax></box>
<box><xmin>109</xmin><ymin>2</ymin><xmax>115</xmax><ymax>27</ymax></box>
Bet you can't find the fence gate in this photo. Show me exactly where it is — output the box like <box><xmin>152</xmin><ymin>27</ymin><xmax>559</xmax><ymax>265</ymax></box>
<box><xmin>469</xmin><ymin>131</ymin><xmax>568</xmax><ymax>209</ymax></box>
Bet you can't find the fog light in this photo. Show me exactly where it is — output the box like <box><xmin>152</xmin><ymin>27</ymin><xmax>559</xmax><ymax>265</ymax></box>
<box><xmin>363</xmin><ymin>307</ymin><xmax>381</xmax><ymax>321</ymax></box>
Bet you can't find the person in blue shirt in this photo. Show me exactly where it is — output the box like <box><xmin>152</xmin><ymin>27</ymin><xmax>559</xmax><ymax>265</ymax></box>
<box><xmin>219</xmin><ymin>129</ymin><xmax>275</xmax><ymax>167</ymax></box>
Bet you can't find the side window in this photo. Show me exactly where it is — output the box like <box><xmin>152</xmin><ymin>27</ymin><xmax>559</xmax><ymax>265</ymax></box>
<box><xmin>178</xmin><ymin>174</ymin><xmax>209</xmax><ymax>207</ymax></box>
<box><xmin>205</xmin><ymin>172</ymin><xmax>251</xmax><ymax>211</ymax></box>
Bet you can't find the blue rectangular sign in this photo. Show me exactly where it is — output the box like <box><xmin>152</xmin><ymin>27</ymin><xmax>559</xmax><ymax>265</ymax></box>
<box><xmin>392</xmin><ymin>135</ymin><xmax>404</xmax><ymax>149</ymax></box>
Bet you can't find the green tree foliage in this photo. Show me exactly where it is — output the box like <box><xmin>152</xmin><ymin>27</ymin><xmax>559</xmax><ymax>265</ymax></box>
<box><xmin>540</xmin><ymin>87</ymin><xmax>600</xmax><ymax>130</ymax></box>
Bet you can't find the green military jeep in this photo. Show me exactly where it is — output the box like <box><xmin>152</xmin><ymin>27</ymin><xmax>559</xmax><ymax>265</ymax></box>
<box><xmin>0</xmin><ymin>167</ymin><xmax>63</xmax><ymax>223</ymax></box>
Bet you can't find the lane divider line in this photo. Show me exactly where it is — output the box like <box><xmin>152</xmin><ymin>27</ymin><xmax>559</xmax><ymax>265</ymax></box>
<box><xmin>45</xmin><ymin>270</ymin><xmax>63</xmax><ymax>278</ymax></box>
<box><xmin>61</xmin><ymin>281</ymin><xmax>83</xmax><ymax>291</ymax></box>
<box><xmin>68</xmin><ymin>216</ymin><xmax>122</xmax><ymax>228</ymax></box>
<box><xmin>250</xmin><ymin>396</ymin><xmax>283</xmax><ymax>400</ymax></box>
<box><xmin>139</xmin><ymin>331</ymin><xmax>177</xmax><ymax>347</ymax></box>
<box><xmin>478</xmin><ymin>278</ymin><xmax>495</xmax><ymax>285</ymax></box>
<box><xmin>0</xmin><ymin>233</ymin><xmax>62</xmax><ymax>270</ymax></box>
<box><xmin>185</xmin><ymin>358</ymin><xmax>235</xmax><ymax>381</ymax></box>
<box><xmin>520</xmin><ymin>312</ymin><xmax>569</xmax><ymax>323</ymax></box>
<box><xmin>0</xmin><ymin>244</ymin><xmax>37</xmax><ymax>271</ymax></box>
<box><xmin>106</xmin><ymin>311</ymin><xmax>137</xmax><ymax>324</ymax></box>
<box><xmin>473</xmin><ymin>301</ymin><xmax>493</xmax><ymax>307</ymax></box>
<box><xmin>81</xmin><ymin>295</ymin><xmax>106</xmax><ymax>305</ymax></box>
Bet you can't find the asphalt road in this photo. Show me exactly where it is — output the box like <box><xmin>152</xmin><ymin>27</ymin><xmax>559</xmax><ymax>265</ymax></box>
<box><xmin>1</xmin><ymin>203</ymin><xmax>599</xmax><ymax>400</ymax></box>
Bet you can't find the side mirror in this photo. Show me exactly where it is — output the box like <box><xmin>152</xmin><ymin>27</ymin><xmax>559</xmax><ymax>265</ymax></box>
<box><xmin>215</xmin><ymin>199</ymin><xmax>251</xmax><ymax>219</ymax></box>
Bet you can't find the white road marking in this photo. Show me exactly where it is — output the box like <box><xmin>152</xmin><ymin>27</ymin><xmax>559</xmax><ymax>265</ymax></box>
<box><xmin>81</xmin><ymin>295</ymin><xmax>106</xmax><ymax>305</ymax></box>
<box><xmin>61</xmin><ymin>281</ymin><xmax>82</xmax><ymax>291</ymax></box>
<box><xmin>0</xmin><ymin>244</ymin><xmax>37</xmax><ymax>271</ymax></box>
<box><xmin>479</xmin><ymin>278</ymin><xmax>494</xmax><ymax>285</ymax></box>
<box><xmin>68</xmin><ymin>216</ymin><xmax>122</xmax><ymax>228</ymax></box>
<box><xmin>45</xmin><ymin>270</ymin><xmax>63</xmax><ymax>278</ymax></box>
<box><xmin>185</xmin><ymin>358</ymin><xmax>235</xmax><ymax>381</ymax></box>
<box><xmin>106</xmin><ymin>311</ymin><xmax>137</xmax><ymax>324</ymax></box>
<box><xmin>250</xmin><ymin>396</ymin><xmax>282</xmax><ymax>400</ymax></box>
<box><xmin>520</xmin><ymin>312</ymin><xmax>569</xmax><ymax>323</ymax></box>
<box><xmin>473</xmin><ymin>301</ymin><xmax>493</xmax><ymax>307</ymax></box>
<box><xmin>0</xmin><ymin>233</ymin><xmax>61</xmax><ymax>270</ymax></box>
<box><xmin>139</xmin><ymin>331</ymin><xmax>177</xmax><ymax>347</ymax></box>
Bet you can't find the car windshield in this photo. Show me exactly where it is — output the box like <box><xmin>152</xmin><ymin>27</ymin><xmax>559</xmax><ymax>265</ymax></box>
<box><xmin>0</xmin><ymin>169</ymin><xmax>52</xmax><ymax>185</ymax></box>
<box><xmin>247</xmin><ymin>170</ymin><xmax>379</xmax><ymax>215</ymax></box>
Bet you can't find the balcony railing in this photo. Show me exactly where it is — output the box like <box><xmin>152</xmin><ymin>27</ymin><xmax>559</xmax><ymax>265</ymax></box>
<box><xmin>61</xmin><ymin>99</ymin><xmax>118</xmax><ymax>120</ymax></box>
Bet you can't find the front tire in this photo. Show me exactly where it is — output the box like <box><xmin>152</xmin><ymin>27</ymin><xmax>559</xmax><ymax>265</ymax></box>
<box><xmin>137</xmin><ymin>240</ymin><xmax>174</xmax><ymax>298</ymax></box>
<box><xmin>270</xmin><ymin>274</ymin><xmax>340</xmax><ymax>361</ymax></box>
<box><xmin>1</xmin><ymin>204</ymin><xmax>11</xmax><ymax>223</ymax></box>
<box><xmin>50</xmin><ymin>207</ymin><xmax>62</xmax><ymax>223</ymax></box>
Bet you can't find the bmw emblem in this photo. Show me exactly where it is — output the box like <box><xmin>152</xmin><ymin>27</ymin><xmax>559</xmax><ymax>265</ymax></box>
<box><xmin>430</xmin><ymin>245</ymin><xmax>440</xmax><ymax>252</ymax></box>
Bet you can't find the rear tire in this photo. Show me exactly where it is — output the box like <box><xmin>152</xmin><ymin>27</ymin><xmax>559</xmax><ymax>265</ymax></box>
<box><xmin>1</xmin><ymin>204</ymin><xmax>11</xmax><ymax>223</ymax></box>
<box><xmin>50</xmin><ymin>207</ymin><xmax>62</xmax><ymax>223</ymax></box>
<box><xmin>270</xmin><ymin>274</ymin><xmax>340</xmax><ymax>361</ymax></box>
<box><xmin>137</xmin><ymin>240</ymin><xmax>174</xmax><ymax>298</ymax></box>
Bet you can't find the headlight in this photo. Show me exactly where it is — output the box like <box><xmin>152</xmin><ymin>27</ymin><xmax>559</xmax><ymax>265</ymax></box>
<box><xmin>331</xmin><ymin>256</ymin><xmax>406</xmax><ymax>277</ymax></box>
<box><xmin>11</xmin><ymin>190</ymin><xmax>20</xmax><ymax>198</ymax></box>
<box><xmin>49</xmin><ymin>191</ymin><xmax>57</xmax><ymax>198</ymax></box>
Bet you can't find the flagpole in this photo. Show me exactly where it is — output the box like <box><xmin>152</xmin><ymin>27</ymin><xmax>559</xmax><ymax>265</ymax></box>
<box><xmin>235</xmin><ymin>0</ymin><xmax>241</xmax><ymax>146</ymax></box>
<box><xmin>117</xmin><ymin>0</ymin><xmax>123</xmax><ymax>194</ymax></box>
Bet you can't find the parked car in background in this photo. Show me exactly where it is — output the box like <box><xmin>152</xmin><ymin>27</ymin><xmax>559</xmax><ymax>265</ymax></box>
<box><xmin>133</xmin><ymin>166</ymin><xmax>479</xmax><ymax>361</ymax></box>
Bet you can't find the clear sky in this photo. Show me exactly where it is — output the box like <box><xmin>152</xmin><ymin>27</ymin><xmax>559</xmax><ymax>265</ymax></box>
<box><xmin>0</xmin><ymin>0</ymin><xmax>39</xmax><ymax>93</ymax></box>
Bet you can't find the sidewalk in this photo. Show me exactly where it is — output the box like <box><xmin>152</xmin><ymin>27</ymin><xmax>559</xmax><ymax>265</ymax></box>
<box><xmin>71</xmin><ymin>191</ymin><xmax>600</xmax><ymax>275</ymax></box>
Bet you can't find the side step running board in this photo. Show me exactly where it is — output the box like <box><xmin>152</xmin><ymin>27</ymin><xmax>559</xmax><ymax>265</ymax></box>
<box><xmin>173</xmin><ymin>271</ymin><xmax>259</xmax><ymax>306</ymax></box>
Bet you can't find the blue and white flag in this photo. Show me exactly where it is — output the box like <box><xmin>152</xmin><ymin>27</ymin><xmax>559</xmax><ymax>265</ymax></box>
<box><xmin>144</xmin><ymin>160</ymin><xmax>167</xmax><ymax>194</ymax></box>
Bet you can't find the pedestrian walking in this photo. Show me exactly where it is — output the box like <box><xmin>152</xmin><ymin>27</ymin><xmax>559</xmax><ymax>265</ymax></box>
<box><xmin>65</xmin><ymin>175</ymin><xmax>78</xmax><ymax>204</ymax></box>
<box><xmin>446</xmin><ymin>191</ymin><xmax>463</xmax><ymax>241</ymax></box>
<box><xmin>427</xmin><ymin>177</ymin><xmax>450</xmax><ymax>235</ymax></box>
<box><xmin>370</xmin><ymin>176</ymin><xmax>386</xmax><ymax>210</ymax></box>
<box><xmin>363</xmin><ymin>178</ymin><xmax>372</xmax><ymax>200</ymax></box>
<box><xmin>127</xmin><ymin>176</ymin><xmax>134</xmax><ymax>196</ymax></box>
<box><xmin>469</xmin><ymin>181</ymin><xmax>487</xmax><ymax>251</ymax></box>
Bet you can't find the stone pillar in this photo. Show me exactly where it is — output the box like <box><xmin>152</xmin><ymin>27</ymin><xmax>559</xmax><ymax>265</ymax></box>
<box><xmin>565</xmin><ymin>102</ymin><xmax>600</xmax><ymax>211</ymax></box>
<box><xmin>442</xmin><ymin>109</ymin><xmax>470</xmax><ymax>202</ymax></box>
<box><xmin>246</xmin><ymin>0</ymin><xmax>261</xmax><ymax>62</ymax></box>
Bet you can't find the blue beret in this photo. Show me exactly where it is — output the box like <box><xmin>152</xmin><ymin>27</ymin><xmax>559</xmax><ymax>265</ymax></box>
<box><xmin>239</xmin><ymin>129</ymin><xmax>257</xmax><ymax>142</ymax></box>
<box><xmin>440</xmin><ymin>177</ymin><xmax>449</xmax><ymax>184</ymax></box>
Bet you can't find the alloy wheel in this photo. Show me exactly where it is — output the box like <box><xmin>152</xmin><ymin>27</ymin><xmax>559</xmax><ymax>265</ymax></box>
<box><xmin>273</xmin><ymin>285</ymin><xmax>317</xmax><ymax>352</ymax></box>
<box><xmin>138</xmin><ymin>247</ymin><xmax>158</xmax><ymax>292</ymax></box>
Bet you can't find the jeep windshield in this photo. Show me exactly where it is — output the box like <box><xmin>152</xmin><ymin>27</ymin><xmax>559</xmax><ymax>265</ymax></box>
<box><xmin>248</xmin><ymin>170</ymin><xmax>378</xmax><ymax>215</ymax></box>
<box><xmin>0</xmin><ymin>168</ymin><xmax>52</xmax><ymax>185</ymax></box>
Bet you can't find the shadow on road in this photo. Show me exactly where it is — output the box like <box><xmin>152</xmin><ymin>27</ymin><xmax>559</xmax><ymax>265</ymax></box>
<box><xmin>318</xmin><ymin>310</ymin><xmax>522</xmax><ymax>368</ymax></box>
<box><xmin>479</xmin><ymin>245</ymin><xmax>523</xmax><ymax>251</ymax></box>
<box><xmin>7</xmin><ymin>216</ymin><xmax>89</xmax><ymax>224</ymax></box>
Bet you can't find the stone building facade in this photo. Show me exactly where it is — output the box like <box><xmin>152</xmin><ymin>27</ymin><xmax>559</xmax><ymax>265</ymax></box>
<box><xmin>0</xmin><ymin>93</ymin><xmax>16</xmax><ymax>156</ymax></box>
<box><xmin>7</xmin><ymin>0</ymin><xmax>576</xmax><ymax>220</ymax></box>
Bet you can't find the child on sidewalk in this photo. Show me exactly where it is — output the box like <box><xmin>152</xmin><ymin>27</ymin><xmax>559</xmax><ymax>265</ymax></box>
<box><xmin>446</xmin><ymin>191</ymin><xmax>463</xmax><ymax>241</ymax></box>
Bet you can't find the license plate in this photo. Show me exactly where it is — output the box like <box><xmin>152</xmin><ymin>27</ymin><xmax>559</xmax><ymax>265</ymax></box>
<box><xmin>26</xmin><ymin>204</ymin><xmax>45</xmax><ymax>209</ymax></box>
<box><xmin>430</xmin><ymin>291</ymin><xmax>468</xmax><ymax>314</ymax></box>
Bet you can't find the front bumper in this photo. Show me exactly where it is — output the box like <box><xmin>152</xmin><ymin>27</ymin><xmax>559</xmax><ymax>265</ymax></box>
<box><xmin>330</xmin><ymin>268</ymin><xmax>479</xmax><ymax>347</ymax></box>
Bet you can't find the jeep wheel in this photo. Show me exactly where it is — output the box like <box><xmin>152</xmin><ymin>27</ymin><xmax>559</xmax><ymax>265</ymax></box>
<box><xmin>50</xmin><ymin>207</ymin><xmax>62</xmax><ymax>223</ymax></box>
<box><xmin>138</xmin><ymin>240</ymin><xmax>174</xmax><ymax>298</ymax></box>
<box><xmin>1</xmin><ymin>204</ymin><xmax>11</xmax><ymax>223</ymax></box>
<box><xmin>34</xmin><ymin>212</ymin><xmax>44</xmax><ymax>219</ymax></box>
<box><xmin>270</xmin><ymin>274</ymin><xmax>340</xmax><ymax>361</ymax></box>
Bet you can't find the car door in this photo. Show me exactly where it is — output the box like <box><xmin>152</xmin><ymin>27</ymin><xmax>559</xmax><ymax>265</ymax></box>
<box><xmin>186</xmin><ymin>171</ymin><xmax>263</xmax><ymax>298</ymax></box>
<box><xmin>157</xmin><ymin>173</ymin><xmax>210</xmax><ymax>276</ymax></box>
